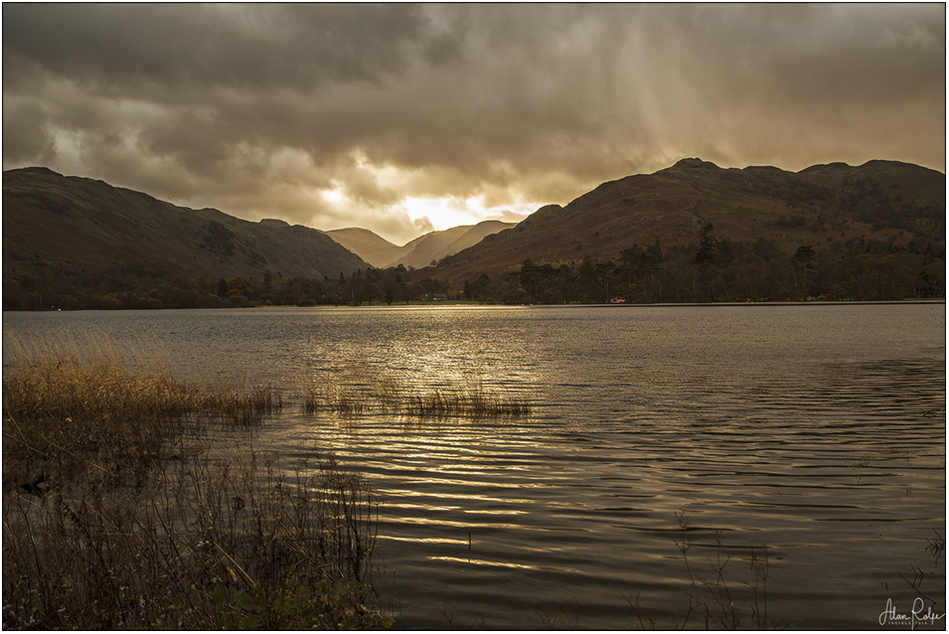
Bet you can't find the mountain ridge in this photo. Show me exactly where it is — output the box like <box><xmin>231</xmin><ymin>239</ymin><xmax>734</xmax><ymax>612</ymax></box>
<box><xmin>324</xmin><ymin>220</ymin><xmax>515</xmax><ymax>269</ymax></box>
<box><xmin>3</xmin><ymin>157</ymin><xmax>943</xmax><ymax>308</ymax></box>
<box><xmin>3</xmin><ymin>166</ymin><xmax>368</xmax><ymax>287</ymax></box>
<box><xmin>429</xmin><ymin>158</ymin><xmax>944</xmax><ymax>282</ymax></box>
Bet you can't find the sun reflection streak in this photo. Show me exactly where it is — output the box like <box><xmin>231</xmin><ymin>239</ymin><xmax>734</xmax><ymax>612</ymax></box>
<box><xmin>375</xmin><ymin>488</ymin><xmax>538</xmax><ymax>505</ymax></box>
<box><xmin>384</xmin><ymin>516</ymin><xmax>591</xmax><ymax>531</ymax></box>
<box><xmin>379</xmin><ymin>535</ymin><xmax>467</xmax><ymax>545</ymax></box>
<box><xmin>426</xmin><ymin>556</ymin><xmax>583</xmax><ymax>574</ymax></box>
<box><xmin>382</xmin><ymin>502</ymin><xmax>461</xmax><ymax>512</ymax></box>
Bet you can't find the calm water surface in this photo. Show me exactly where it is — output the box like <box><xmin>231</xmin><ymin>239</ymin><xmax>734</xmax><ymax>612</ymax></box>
<box><xmin>3</xmin><ymin>304</ymin><xmax>946</xmax><ymax>629</ymax></box>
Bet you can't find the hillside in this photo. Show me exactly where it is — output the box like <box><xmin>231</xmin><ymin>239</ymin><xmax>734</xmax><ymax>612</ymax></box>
<box><xmin>3</xmin><ymin>158</ymin><xmax>943</xmax><ymax>309</ymax></box>
<box><xmin>3</xmin><ymin>167</ymin><xmax>368</xmax><ymax>307</ymax></box>
<box><xmin>325</xmin><ymin>220</ymin><xmax>515</xmax><ymax>269</ymax></box>
<box><xmin>392</xmin><ymin>221</ymin><xmax>516</xmax><ymax>269</ymax></box>
<box><xmin>322</xmin><ymin>227</ymin><xmax>403</xmax><ymax>268</ymax></box>
<box><xmin>425</xmin><ymin>221</ymin><xmax>516</xmax><ymax>268</ymax></box>
<box><xmin>432</xmin><ymin>158</ymin><xmax>945</xmax><ymax>283</ymax></box>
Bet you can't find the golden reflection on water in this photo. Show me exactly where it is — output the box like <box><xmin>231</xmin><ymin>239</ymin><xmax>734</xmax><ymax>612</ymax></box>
<box><xmin>426</xmin><ymin>556</ymin><xmax>567</xmax><ymax>572</ymax></box>
<box><xmin>375</xmin><ymin>488</ymin><xmax>538</xmax><ymax>505</ymax></box>
<box><xmin>405</xmin><ymin>477</ymin><xmax>548</xmax><ymax>488</ymax></box>
<box><xmin>381</xmin><ymin>516</ymin><xmax>546</xmax><ymax>531</ymax></box>
<box><xmin>379</xmin><ymin>536</ymin><xmax>467</xmax><ymax>546</ymax></box>
<box><xmin>382</xmin><ymin>502</ymin><xmax>461</xmax><ymax>512</ymax></box>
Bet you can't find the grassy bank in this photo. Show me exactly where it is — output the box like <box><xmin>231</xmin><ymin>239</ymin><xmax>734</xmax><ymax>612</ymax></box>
<box><xmin>2</xmin><ymin>334</ymin><xmax>390</xmax><ymax>629</ymax></box>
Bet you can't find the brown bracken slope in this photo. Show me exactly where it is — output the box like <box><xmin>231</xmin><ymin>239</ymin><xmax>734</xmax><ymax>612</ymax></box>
<box><xmin>3</xmin><ymin>167</ymin><xmax>368</xmax><ymax>284</ymax></box>
<box><xmin>430</xmin><ymin>158</ymin><xmax>945</xmax><ymax>283</ymax></box>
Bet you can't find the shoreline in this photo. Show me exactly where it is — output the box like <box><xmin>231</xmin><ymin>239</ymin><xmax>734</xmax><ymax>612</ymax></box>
<box><xmin>3</xmin><ymin>298</ymin><xmax>945</xmax><ymax>313</ymax></box>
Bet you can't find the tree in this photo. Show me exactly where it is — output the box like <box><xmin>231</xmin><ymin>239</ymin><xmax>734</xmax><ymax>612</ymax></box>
<box><xmin>694</xmin><ymin>225</ymin><xmax>716</xmax><ymax>267</ymax></box>
<box><xmin>792</xmin><ymin>245</ymin><xmax>817</xmax><ymax>299</ymax></box>
<box><xmin>519</xmin><ymin>260</ymin><xmax>540</xmax><ymax>301</ymax></box>
<box><xmin>226</xmin><ymin>276</ymin><xmax>254</xmax><ymax>299</ymax></box>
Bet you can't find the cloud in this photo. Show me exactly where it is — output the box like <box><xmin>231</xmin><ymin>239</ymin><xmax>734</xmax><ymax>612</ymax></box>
<box><xmin>3</xmin><ymin>4</ymin><xmax>944</xmax><ymax>243</ymax></box>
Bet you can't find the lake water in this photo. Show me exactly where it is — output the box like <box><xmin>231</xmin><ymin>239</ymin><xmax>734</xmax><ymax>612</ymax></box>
<box><xmin>3</xmin><ymin>303</ymin><xmax>946</xmax><ymax>629</ymax></box>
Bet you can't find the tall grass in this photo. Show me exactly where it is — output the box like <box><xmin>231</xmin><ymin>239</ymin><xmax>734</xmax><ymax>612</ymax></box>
<box><xmin>3</xmin><ymin>333</ymin><xmax>282</xmax><ymax>485</ymax></box>
<box><xmin>298</xmin><ymin>366</ymin><xmax>531</xmax><ymax>418</ymax></box>
<box><xmin>404</xmin><ymin>386</ymin><xmax>531</xmax><ymax>417</ymax></box>
<box><xmin>2</xmin><ymin>333</ymin><xmax>388</xmax><ymax>630</ymax></box>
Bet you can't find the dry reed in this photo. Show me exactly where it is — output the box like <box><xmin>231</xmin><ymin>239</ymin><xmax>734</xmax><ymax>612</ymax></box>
<box><xmin>298</xmin><ymin>366</ymin><xmax>531</xmax><ymax>419</ymax></box>
<box><xmin>2</xmin><ymin>333</ymin><xmax>389</xmax><ymax>630</ymax></box>
<box><xmin>3</xmin><ymin>333</ymin><xmax>282</xmax><ymax>485</ymax></box>
<box><xmin>628</xmin><ymin>511</ymin><xmax>777</xmax><ymax>630</ymax></box>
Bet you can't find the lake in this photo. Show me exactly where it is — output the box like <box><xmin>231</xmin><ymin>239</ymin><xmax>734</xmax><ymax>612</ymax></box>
<box><xmin>3</xmin><ymin>303</ymin><xmax>945</xmax><ymax>629</ymax></box>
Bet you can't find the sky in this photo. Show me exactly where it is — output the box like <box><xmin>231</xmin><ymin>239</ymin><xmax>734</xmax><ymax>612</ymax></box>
<box><xmin>3</xmin><ymin>4</ymin><xmax>945</xmax><ymax>245</ymax></box>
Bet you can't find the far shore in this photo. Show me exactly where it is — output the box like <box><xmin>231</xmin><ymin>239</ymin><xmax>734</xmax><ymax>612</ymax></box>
<box><xmin>4</xmin><ymin>298</ymin><xmax>945</xmax><ymax>313</ymax></box>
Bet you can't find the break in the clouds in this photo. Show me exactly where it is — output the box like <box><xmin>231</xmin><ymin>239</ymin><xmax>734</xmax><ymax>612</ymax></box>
<box><xmin>3</xmin><ymin>3</ymin><xmax>945</xmax><ymax>244</ymax></box>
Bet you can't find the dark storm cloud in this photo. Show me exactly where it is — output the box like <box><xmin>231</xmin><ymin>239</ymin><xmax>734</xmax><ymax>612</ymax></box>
<box><xmin>2</xmin><ymin>4</ymin><xmax>443</xmax><ymax>91</ymax></box>
<box><xmin>3</xmin><ymin>3</ymin><xmax>944</xmax><ymax>243</ymax></box>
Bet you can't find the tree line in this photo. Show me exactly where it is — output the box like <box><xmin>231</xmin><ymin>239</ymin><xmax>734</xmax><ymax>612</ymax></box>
<box><xmin>2</xmin><ymin>235</ymin><xmax>944</xmax><ymax>311</ymax></box>
<box><xmin>465</xmin><ymin>235</ymin><xmax>944</xmax><ymax>305</ymax></box>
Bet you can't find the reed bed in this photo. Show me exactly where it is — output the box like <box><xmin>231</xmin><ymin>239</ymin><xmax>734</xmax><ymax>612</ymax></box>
<box><xmin>2</xmin><ymin>333</ymin><xmax>388</xmax><ymax>630</ymax></box>
<box><xmin>405</xmin><ymin>387</ymin><xmax>532</xmax><ymax>417</ymax></box>
<box><xmin>3</xmin><ymin>333</ymin><xmax>283</xmax><ymax>484</ymax></box>
<box><xmin>299</xmin><ymin>367</ymin><xmax>531</xmax><ymax>419</ymax></box>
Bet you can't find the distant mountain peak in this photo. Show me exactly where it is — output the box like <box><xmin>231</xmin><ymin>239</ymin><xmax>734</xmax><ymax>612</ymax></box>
<box><xmin>324</xmin><ymin>221</ymin><xmax>516</xmax><ymax>269</ymax></box>
<box><xmin>669</xmin><ymin>158</ymin><xmax>722</xmax><ymax>171</ymax></box>
<box><xmin>14</xmin><ymin>166</ymin><xmax>64</xmax><ymax>177</ymax></box>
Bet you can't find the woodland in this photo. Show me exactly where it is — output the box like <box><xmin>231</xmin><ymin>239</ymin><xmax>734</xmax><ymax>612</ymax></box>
<box><xmin>4</xmin><ymin>233</ymin><xmax>942</xmax><ymax>311</ymax></box>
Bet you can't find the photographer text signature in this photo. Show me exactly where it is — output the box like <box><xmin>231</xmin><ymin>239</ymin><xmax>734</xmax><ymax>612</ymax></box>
<box><xmin>879</xmin><ymin>598</ymin><xmax>945</xmax><ymax>629</ymax></box>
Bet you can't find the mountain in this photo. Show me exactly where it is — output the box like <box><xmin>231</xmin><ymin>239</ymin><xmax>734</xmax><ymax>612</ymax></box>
<box><xmin>322</xmin><ymin>227</ymin><xmax>403</xmax><ymax>268</ymax></box>
<box><xmin>431</xmin><ymin>158</ymin><xmax>945</xmax><ymax>283</ymax></box>
<box><xmin>3</xmin><ymin>167</ymin><xmax>368</xmax><ymax>289</ymax></box>
<box><xmin>325</xmin><ymin>220</ymin><xmax>515</xmax><ymax>269</ymax></box>
<box><xmin>391</xmin><ymin>220</ymin><xmax>516</xmax><ymax>269</ymax></box>
<box><xmin>4</xmin><ymin>158</ymin><xmax>942</xmax><ymax>309</ymax></box>
<box><xmin>428</xmin><ymin>220</ymin><xmax>518</xmax><ymax>267</ymax></box>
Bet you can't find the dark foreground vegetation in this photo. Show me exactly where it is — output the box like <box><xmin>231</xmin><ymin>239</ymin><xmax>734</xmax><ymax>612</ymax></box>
<box><xmin>2</xmin><ymin>334</ymin><xmax>531</xmax><ymax>629</ymax></box>
<box><xmin>4</xmin><ymin>234</ymin><xmax>943</xmax><ymax>310</ymax></box>
<box><xmin>2</xmin><ymin>334</ymin><xmax>391</xmax><ymax>629</ymax></box>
